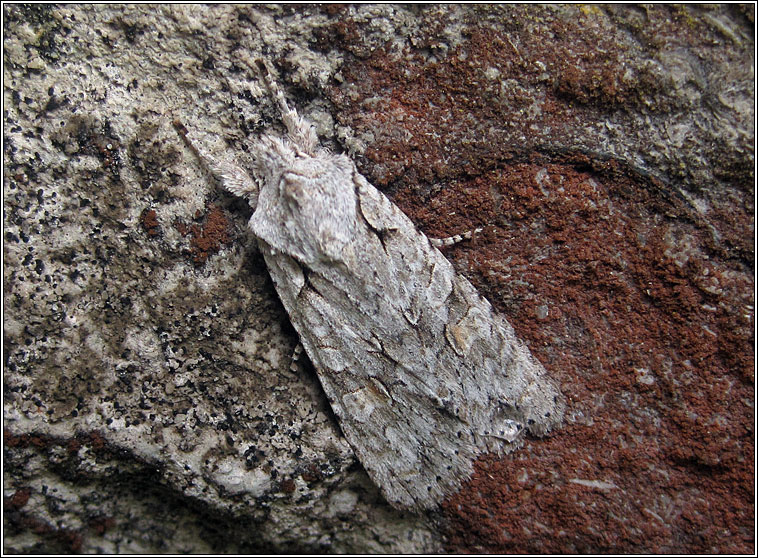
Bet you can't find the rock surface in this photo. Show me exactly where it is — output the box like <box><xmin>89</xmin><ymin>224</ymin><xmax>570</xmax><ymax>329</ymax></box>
<box><xmin>3</xmin><ymin>4</ymin><xmax>753</xmax><ymax>553</ymax></box>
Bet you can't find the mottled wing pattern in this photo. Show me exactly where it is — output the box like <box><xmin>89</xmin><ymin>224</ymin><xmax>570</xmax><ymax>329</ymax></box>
<box><xmin>179</xmin><ymin>59</ymin><xmax>565</xmax><ymax>510</ymax></box>
<box><xmin>261</xmin><ymin>165</ymin><xmax>564</xmax><ymax>510</ymax></box>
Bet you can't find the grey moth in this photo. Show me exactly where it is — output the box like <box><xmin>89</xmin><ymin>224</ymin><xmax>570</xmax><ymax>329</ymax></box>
<box><xmin>177</xmin><ymin>60</ymin><xmax>565</xmax><ymax>511</ymax></box>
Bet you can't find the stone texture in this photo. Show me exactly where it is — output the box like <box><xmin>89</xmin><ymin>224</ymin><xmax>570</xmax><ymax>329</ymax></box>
<box><xmin>3</xmin><ymin>4</ymin><xmax>753</xmax><ymax>553</ymax></box>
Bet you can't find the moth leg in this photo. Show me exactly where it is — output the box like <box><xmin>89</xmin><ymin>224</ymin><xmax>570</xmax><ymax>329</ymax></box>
<box><xmin>289</xmin><ymin>342</ymin><xmax>305</xmax><ymax>375</ymax></box>
<box><xmin>429</xmin><ymin>227</ymin><xmax>484</xmax><ymax>248</ymax></box>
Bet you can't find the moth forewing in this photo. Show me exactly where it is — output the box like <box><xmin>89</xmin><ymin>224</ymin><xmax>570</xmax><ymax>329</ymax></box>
<box><xmin>179</xmin><ymin>59</ymin><xmax>565</xmax><ymax>511</ymax></box>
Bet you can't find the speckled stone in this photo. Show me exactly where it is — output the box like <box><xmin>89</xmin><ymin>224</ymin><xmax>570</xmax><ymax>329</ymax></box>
<box><xmin>3</xmin><ymin>4</ymin><xmax>753</xmax><ymax>554</ymax></box>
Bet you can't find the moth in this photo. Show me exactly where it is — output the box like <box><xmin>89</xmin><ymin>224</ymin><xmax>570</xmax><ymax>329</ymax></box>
<box><xmin>176</xmin><ymin>59</ymin><xmax>565</xmax><ymax>510</ymax></box>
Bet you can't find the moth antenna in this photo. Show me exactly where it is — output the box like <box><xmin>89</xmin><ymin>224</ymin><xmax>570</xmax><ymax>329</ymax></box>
<box><xmin>249</xmin><ymin>57</ymin><xmax>320</xmax><ymax>156</ymax></box>
<box><xmin>173</xmin><ymin>118</ymin><xmax>260</xmax><ymax>206</ymax></box>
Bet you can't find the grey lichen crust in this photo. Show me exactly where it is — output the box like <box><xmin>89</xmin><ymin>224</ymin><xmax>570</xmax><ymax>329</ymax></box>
<box><xmin>183</xmin><ymin>60</ymin><xmax>565</xmax><ymax>510</ymax></box>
